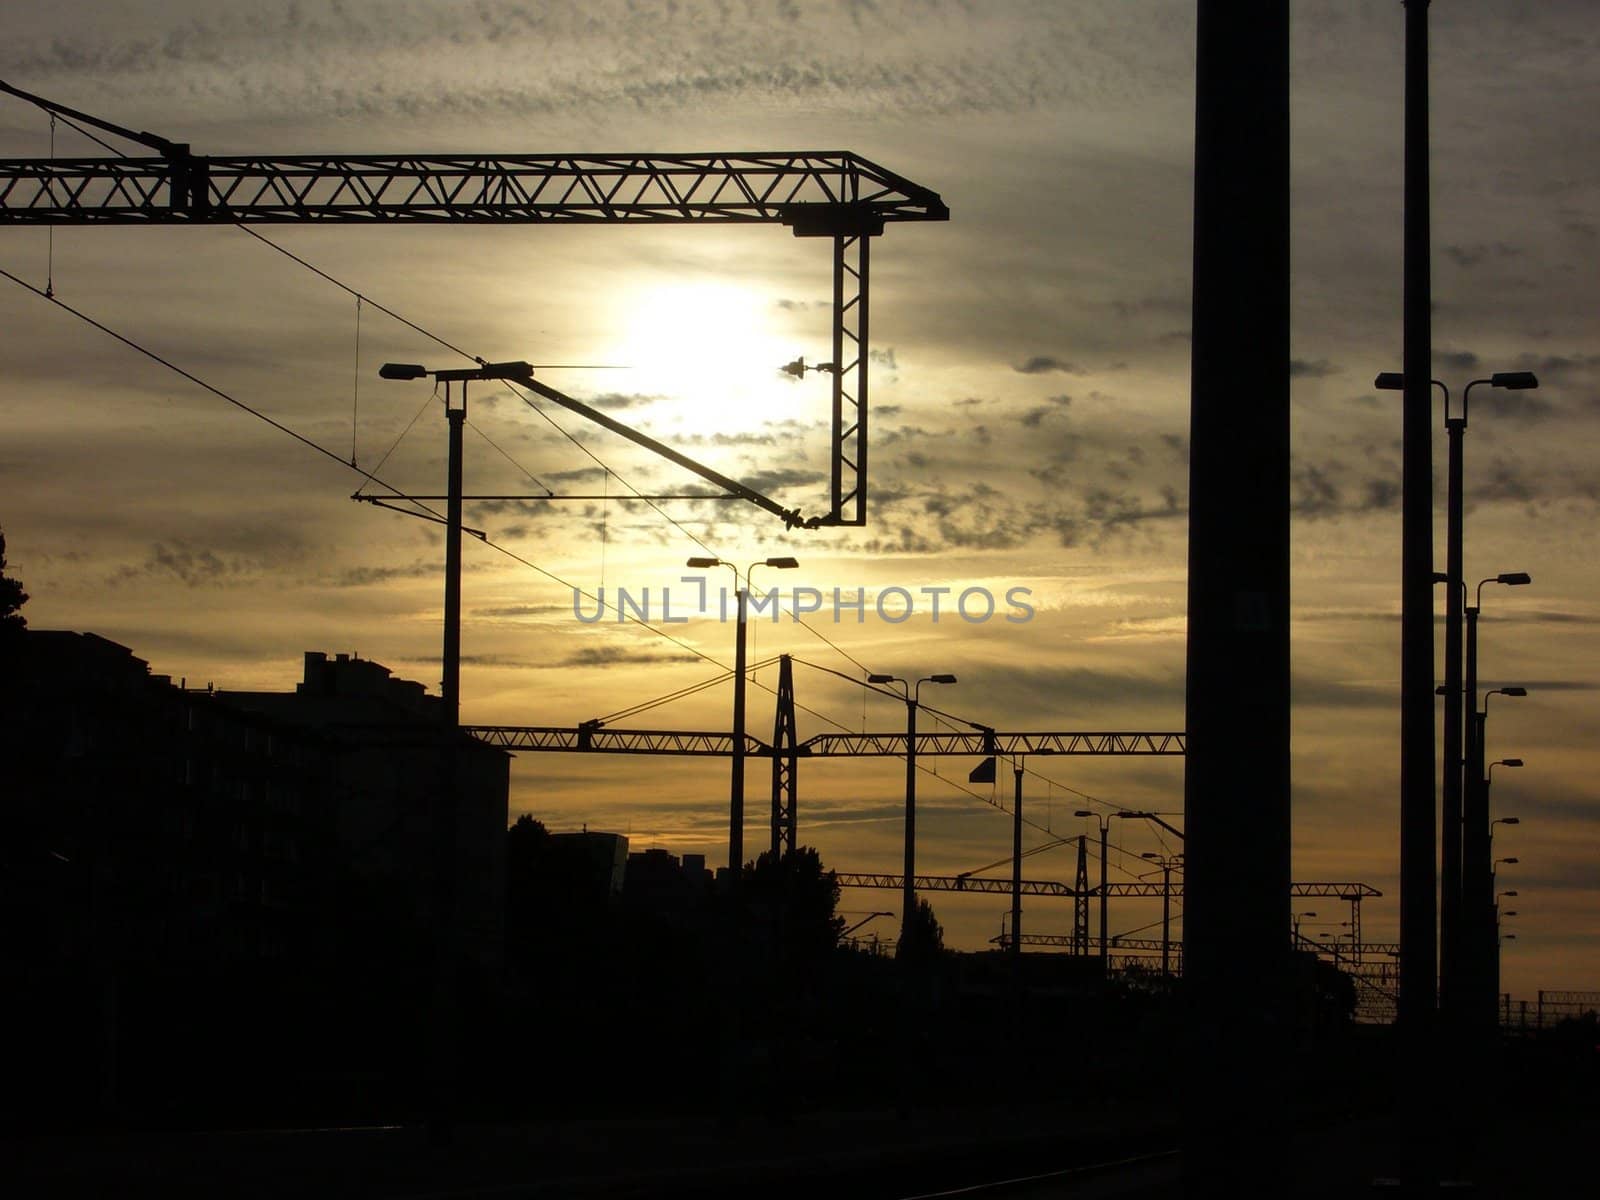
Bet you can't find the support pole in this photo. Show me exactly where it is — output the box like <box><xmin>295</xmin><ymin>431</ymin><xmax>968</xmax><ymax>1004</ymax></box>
<box><xmin>1441</xmin><ymin>414</ymin><xmax>1465</xmax><ymax>1023</ymax></box>
<box><xmin>1398</xmin><ymin>0</ymin><xmax>1438</xmax><ymax>1038</ymax></box>
<box><xmin>1011</xmin><ymin>762</ymin><xmax>1024</xmax><ymax>963</ymax></box>
<box><xmin>900</xmin><ymin>697</ymin><xmax>917</xmax><ymax>948</ymax></box>
<box><xmin>1098</xmin><ymin>821</ymin><xmax>1108</xmax><ymax>975</ymax></box>
<box><xmin>442</xmin><ymin>382</ymin><xmax>465</xmax><ymax>729</ymax></box>
<box><xmin>1161</xmin><ymin>864</ymin><xmax>1172</xmax><ymax>978</ymax></box>
<box><xmin>1463</xmin><ymin>608</ymin><xmax>1491</xmax><ymax>1033</ymax></box>
<box><xmin>729</xmin><ymin>585</ymin><xmax>748</xmax><ymax>876</ymax></box>
<box><xmin>1185</xmin><ymin>1</ymin><xmax>1292</xmax><ymax>1190</ymax></box>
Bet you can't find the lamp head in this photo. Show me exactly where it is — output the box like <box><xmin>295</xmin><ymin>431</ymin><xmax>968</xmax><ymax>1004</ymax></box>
<box><xmin>1497</xmin><ymin>758</ymin><xmax>1524</xmax><ymax>768</ymax></box>
<box><xmin>1073</xmin><ymin>809</ymin><xmax>1095</xmax><ymax>819</ymax></box>
<box><xmin>1497</xmin><ymin>572</ymin><xmax>1532</xmax><ymax>586</ymax></box>
<box><xmin>1490</xmin><ymin>371</ymin><xmax>1539</xmax><ymax>390</ymax></box>
<box><xmin>1499</xmin><ymin>817</ymin><xmax>1521</xmax><ymax>826</ymax></box>
<box><xmin>867</xmin><ymin>673</ymin><xmax>895</xmax><ymax>684</ymax></box>
<box><xmin>379</xmin><ymin>362</ymin><xmax>428</xmax><ymax>380</ymax></box>
<box><xmin>1500</xmin><ymin>687</ymin><xmax>1528</xmax><ymax>697</ymax></box>
<box><xmin>930</xmin><ymin>674</ymin><xmax>957</xmax><ymax>685</ymax></box>
<box><xmin>686</xmin><ymin>557</ymin><xmax>720</xmax><ymax>569</ymax></box>
<box><xmin>764</xmin><ymin>557</ymin><xmax>799</xmax><ymax>569</ymax></box>
<box><xmin>1374</xmin><ymin>372</ymin><xmax>1405</xmax><ymax>390</ymax></box>
<box><xmin>1497</xmin><ymin>857</ymin><xmax>1519</xmax><ymax>865</ymax></box>
<box><xmin>780</xmin><ymin>357</ymin><xmax>807</xmax><ymax>379</ymax></box>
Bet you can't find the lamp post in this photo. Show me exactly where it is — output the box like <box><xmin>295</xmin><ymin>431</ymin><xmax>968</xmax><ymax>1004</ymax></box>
<box><xmin>1463</xmin><ymin>571</ymin><xmax>1531</xmax><ymax>1032</ymax></box>
<box><xmin>1376</xmin><ymin>368</ymin><xmax>1536</xmax><ymax>1023</ymax></box>
<box><xmin>686</xmin><ymin>556</ymin><xmax>798</xmax><ymax>878</ymax></box>
<box><xmin>996</xmin><ymin>748</ymin><xmax>1056</xmax><ymax>963</ymax></box>
<box><xmin>376</xmin><ymin>357</ymin><xmax>537</xmax><ymax>1142</ymax></box>
<box><xmin>379</xmin><ymin>359</ymin><xmax>536</xmax><ymax>727</ymax></box>
<box><xmin>1494</xmin><ymin>892</ymin><xmax>1519</xmax><ymax>1012</ymax></box>
<box><xmin>869</xmin><ymin>671</ymin><xmax>957</xmax><ymax>949</ymax></box>
<box><xmin>1074</xmin><ymin>810</ymin><xmax>1114</xmax><ymax>973</ymax></box>
<box><xmin>1291</xmin><ymin>909</ymin><xmax>1318</xmax><ymax>943</ymax></box>
<box><xmin>1144</xmin><ymin>852</ymin><xmax>1186</xmax><ymax>975</ymax></box>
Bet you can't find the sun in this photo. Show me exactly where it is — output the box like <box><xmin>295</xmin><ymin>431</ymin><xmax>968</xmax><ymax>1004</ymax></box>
<box><xmin>604</xmin><ymin>279</ymin><xmax>804</xmax><ymax>434</ymax></box>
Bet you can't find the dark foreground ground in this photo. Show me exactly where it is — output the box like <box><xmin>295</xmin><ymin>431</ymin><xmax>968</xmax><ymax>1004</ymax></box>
<box><xmin>8</xmin><ymin>1032</ymin><xmax>1594</xmax><ymax>1198</ymax></box>
<box><xmin>9</xmin><ymin>1096</ymin><xmax>1596</xmax><ymax>1199</ymax></box>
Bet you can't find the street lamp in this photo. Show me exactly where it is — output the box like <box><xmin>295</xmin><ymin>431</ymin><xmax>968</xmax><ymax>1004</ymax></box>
<box><xmin>1143</xmin><ymin>851</ymin><xmax>1186</xmax><ymax>976</ymax></box>
<box><xmin>1463</xmin><ymin>573</ymin><xmax>1531</xmax><ymax>1033</ymax></box>
<box><xmin>991</xmin><ymin>748</ymin><xmax>1055</xmax><ymax>963</ymax></box>
<box><xmin>686</xmin><ymin>555</ymin><xmax>798</xmax><ymax>877</ymax></box>
<box><xmin>1290</xmin><ymin>909</ymin><xmax>1318</xmax><ymax>943</ymax></box>
<box><xmin>378</xmin><ymin>359</ymin><xmax>535</xmax><ymax>727</ymax></box>
<box><xmin>868</xmin><ymin>671</ymin><xmax>956</xmax><ymax>949</ymax></box>
<box><xmin>1380</xmin><ymin>369</ymin><xmax>1536</xmax><ymax>1022</ymax></box>
<box><xmin>376</xmin><ymin>358</ymin><xmax>538</xmax><ymax>1140</ymax></box>
<box><xmin>1488</xmin><ymin>757</ymin><xmax>1523</xmax><ymax>785</ymax></box>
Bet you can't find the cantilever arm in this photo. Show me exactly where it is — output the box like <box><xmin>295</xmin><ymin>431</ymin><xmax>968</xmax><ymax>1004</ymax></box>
<box><xmin>515</xmin><ymin>375</ymin><xmax>811</xmax><ymax>528</ymax></box>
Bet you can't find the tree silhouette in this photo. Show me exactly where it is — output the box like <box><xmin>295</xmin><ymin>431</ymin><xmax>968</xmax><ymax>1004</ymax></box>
<box><xmin>0</xmin><ymin>527</ymin><xmax>27</xmax><ymax>640</ymax></box>
<box><xmin>742</xmin><ymin>846</ymin><xmax>845</xmax><ymax>965</ymax></box>
<box><xmin>896</xmin><ymin>897</ymin><xmax>945</xmax><ymax>964</ymax></box>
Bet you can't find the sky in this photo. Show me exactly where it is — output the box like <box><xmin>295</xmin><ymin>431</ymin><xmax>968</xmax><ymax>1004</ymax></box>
<box><xmin>2</xmin><ymin>0</ymin><xmax>1596</xmax><ymax>998</ymax></box>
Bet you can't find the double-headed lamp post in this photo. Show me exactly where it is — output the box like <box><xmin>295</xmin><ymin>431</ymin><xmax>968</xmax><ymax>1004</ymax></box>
<box><xmin>686</xmin><ymin>556</ymin><xmax>798</xmax><ymax>878</ymax></box>
<box><xmin>868</xmin><ymin>672</ymin><xmax>957</xmax><ymax>948</ymax></box>
<box><xmin>1291</xmin><ymin>910</ymin><xmax>1318</xmax><ymax>943</ymax></box>
<box><xmin>1376</xmin><ymin>369</ymin><xmax>1536</xmax><ymax>1021</ymax></box>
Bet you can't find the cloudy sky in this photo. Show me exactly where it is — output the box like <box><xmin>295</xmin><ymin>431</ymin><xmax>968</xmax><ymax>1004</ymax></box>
<box><xmin>3</xmin><ymin>0</ymin><xmax>1596</xmax><ymax>995</ymax></box>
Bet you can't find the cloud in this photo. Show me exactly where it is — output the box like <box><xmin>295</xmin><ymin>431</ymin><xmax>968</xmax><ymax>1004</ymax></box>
<box><xmin>1437</xmin><ymin>349</ymin><xmax>1481</xmax><ymax>372</ymax></box>
<box><xmin>741</xmin><ymin>467</ymin><xmax>827</xmax><ymax>493</ymax></box>
<box><xmin>584</xmin><ymin>392</ymin><xmax>656</xmax><ymax>411</ymax></box>
<box><xmin>1012</xmin><ymin>355</ymin><xmax>1088</xmax><ymax>376</ymax></box>
<box><xmin>558</xmin><ymin>645</ymin><xmax>701</xmax><ymax>667</ymax></box>
<box><xmin>328</xmin><ymin>560</ymin><xmax>441</xmax><ymax>586</ymax></box>
<box><xmin>121</xmin><ymin>541</ymin><xmax>236</xmax><ymax>588</ymax></box>
<box><xmin>1442</xmin><ymin>242</ymin><xmax>1523</xmax><ymax>268</ymax></box>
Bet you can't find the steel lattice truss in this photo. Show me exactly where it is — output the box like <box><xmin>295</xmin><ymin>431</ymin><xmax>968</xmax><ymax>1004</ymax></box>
<box><xmin>464</xmin><ymin>726</ymin><xmax>1184</xmax><ymax>758</ymax></box>
<box><xmin>467</xmin><ymin>725</ymin><xmax>770</xmax><ymax>756</ymax></box>
<box><xmin>835</xmin><ymin>873</ymin><xmax>1381</xmax><ymax>900</ymax></box>
<box><xmin>0</xmin><ymin>153</ymin><xmax>947</xmax><ymax>226</ymax></box>
<box><xmin>798</xmin><ymin>731</ymin><xmax>1186</xmax><ymax>756</ymax></box>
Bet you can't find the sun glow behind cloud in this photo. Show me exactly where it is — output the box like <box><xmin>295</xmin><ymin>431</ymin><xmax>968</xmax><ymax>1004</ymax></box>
<box><xmin>601</xmin><ymin>279</ymin><xmax>801</xmax><ymax>435</ymax></box>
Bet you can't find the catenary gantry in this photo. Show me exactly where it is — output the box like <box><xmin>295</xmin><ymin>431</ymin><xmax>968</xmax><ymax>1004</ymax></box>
<box><xmin>0</xmin><ymin>78</ymin><xmax>948</xmax><ymax>527</ymax></box>
<box><xmin>465</xmin><ymin>725</ymin><xmax>1186</xmax><ymax>757</ymax></box>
